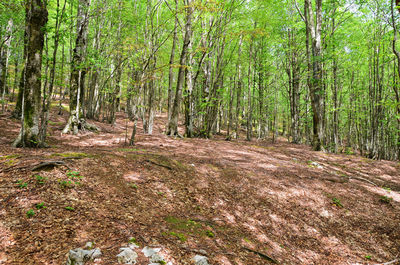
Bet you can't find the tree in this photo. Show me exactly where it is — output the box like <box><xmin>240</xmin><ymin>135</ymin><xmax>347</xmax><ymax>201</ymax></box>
<box><xmin>63</xmin><ymin>0</ymin><xmax>91</xmax><ymax>134</ymax></box>
<box><xmin>13</xmin><ymin>0</ymin><xmax>48</xmax><ymax>147</ymax></box>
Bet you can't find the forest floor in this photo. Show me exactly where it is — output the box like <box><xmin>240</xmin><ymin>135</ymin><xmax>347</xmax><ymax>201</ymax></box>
<box><xmin>0</xmin><ymin>107</ymin><xmax>400</xmax><ymax>265</ymax></box>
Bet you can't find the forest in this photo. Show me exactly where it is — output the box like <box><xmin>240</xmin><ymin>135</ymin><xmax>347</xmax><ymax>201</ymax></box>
<box><xmin>0</xmin><ymin>0</ymin><xmax>400</xmax><ymax>264</ymax></box>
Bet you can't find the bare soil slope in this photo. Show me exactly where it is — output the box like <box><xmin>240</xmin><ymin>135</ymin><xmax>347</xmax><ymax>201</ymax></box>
<box><xmin>0</xmin><ymin>109</ymin><xmax>399</xmax><ymax>265</ymax></box>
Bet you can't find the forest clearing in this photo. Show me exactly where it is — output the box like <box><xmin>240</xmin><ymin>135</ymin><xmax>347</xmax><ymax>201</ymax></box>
<box><xmin>0</xmin><ymin>108</ymin><xmax>399</xmax><ymax>265</ymax></box>
<box><xmin>1</xmin><ymin>0</ymin><xmax>400</xmax><ymax>264</ymax></box>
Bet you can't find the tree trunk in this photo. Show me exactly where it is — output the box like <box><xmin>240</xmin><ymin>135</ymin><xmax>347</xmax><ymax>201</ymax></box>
<box><xmin>63</xmin><ymin>0</ymin><xmax>91</xmax><ymax>134</ymax></box>
<box><xmin>13</xmin><ymin>0</ymin><xmax>48</xmax><ymax>148</ymax></box>
<box><xmin>167</xmin><ymin>0</ymin><xmax>193</xmax><ymax>136</ymax></box>
<box><xmin>304</xmin><ymin>0</ymin><xmax>323</xmax><ymax>151</ymax></box>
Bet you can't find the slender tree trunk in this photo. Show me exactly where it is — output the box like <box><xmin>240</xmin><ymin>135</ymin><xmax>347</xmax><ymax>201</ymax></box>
<box><xmin>63</xmin><ymin>0</ymin><xmax>91</xmax><ymax>134</ymax></box>
<box><xmin>235</xmin><ymin>36</ymin><xmax>243</xmax><ymax>139</ymax></box>
<box><xmin>168</xmin><ymin>0</ymin><xmax>178</xmax><ymax>123</ymax></box>
<box><xmin>167</xmin><ymin>0</ymin><xmax>193</xmax><ymax>136</ymax></box>
<box><xmin>39</xmin><ymin>0</ymin><xmax>66</xmax><ymax>145</ymax></box>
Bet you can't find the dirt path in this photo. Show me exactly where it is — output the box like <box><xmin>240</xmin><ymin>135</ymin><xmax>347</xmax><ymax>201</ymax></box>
<box><xmin>0</xmin><ymin>111</ymin><xmax>399</xmax><ymax>264</ymax></box>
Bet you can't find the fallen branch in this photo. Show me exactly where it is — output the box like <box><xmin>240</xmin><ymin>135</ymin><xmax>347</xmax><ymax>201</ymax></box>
<box><xmin>349</xmin><ymin>176</ymin><xmax>379</xmax><ymax>187</ymax></box>
<box><xmin>32</xmin><ymin>161</ymin><xmax>69</xmax><ymax>171</ymax></box>
<box><xmin>243</xmin><ymin>247</ymin><xmax>278</xmax><ymax>264</ymax></box>
<box><xmin>145</xmin><ymin>159</ymin><xmax>173</xmax><ymax>170</ymax></box>
<box><xmin>374</xmin><ymin>259</ymin><xmax>400</xmax><ymax>265</ymax></box>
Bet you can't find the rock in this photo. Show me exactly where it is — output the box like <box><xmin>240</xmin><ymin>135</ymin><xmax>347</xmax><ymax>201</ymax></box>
<box><xmin>128</xmin><ymin>243</ymin><xmax>140</xmax><ymax>249</ymax></box>
<box><xmin>117</xmin><ymin>247</ymin><xmax>138</xmax><ymax>264</ymax></box>
<box><xmin>66</xmin><ymin>247</ymin><xmax>102</xmax><ymax>265</ymax></box>
<box><xmin>193</xmin><ymin>255</ymin><xmax>209</xmax><ymax>265</ymax></box>
<box><xmin>197</xmin><ymin>249</ymin><xmax>207</xmax><ymax>255</ymax></box>
<box><xmin>142</xmin><ymin>247</ymin><xmax>161</xmax><ymax>257</ymax></box>
<box><xmin>311</xmin><ymin>161</ymin><xmax>323</xmax><ymax>169</ymax></box>
<box><xmin>84</xmin><ymin>242</ymin><xmax>94</xmax><ymax>249</ymax></box>
<box><xmin>149</xmin><ymin>253</ymin><xmax>165</xmax><ymax>263</ymax></box>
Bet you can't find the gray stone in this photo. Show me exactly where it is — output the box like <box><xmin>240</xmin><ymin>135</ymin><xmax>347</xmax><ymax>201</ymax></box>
<box><xmin>84</xmin><ymin>242</ymin><xmax>94</xmax><ymax>249</ymax></box>
<box><xmin>117</xmin><ymin>247</ymin><xmax>138</xmax><ymax>264</ymax></box>
<box><xmin>128</xmin><ymin>243</ymin><xmax>140</xmax><ymax>249</ymax></box>
<box><xmin>193</xmin><ymin>255</ymin><xmax>209</xmax><ymax>265</ymax></box>
<box><xmin>142</xmin><ymin>247</ymin><xmax>161</xmax><ymax>257</ymax></box>
<box><xmin>149</xmin><ymin>253</ymin><xmax>164</xmax><ymax>263</ymax></box>
<box><xmin>66</xmin><ymin>247</ymin><xmax>102</xmax><ymax>265</ymax></box>
<box><xmin>311</xmin><ymin>161</ymin><xmax>323</xmax><ymax>169</ymax></box>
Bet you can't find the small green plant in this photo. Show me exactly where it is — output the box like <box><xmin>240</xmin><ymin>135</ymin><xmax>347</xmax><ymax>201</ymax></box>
<box><xmin>67</xmin><ymin>171</ymin><xmax>83</xmax><ymax>179</ymax></box>
<box><xmin>65</xmin><ymin>206</ymin><xmax>75</xmax><ymax>211</ymax></box>
<box><xmin>365</xmin><ymin>255</ymin><xmax>372</xmax><ymax>260</ymax></box>
<box><xmin>59</xmin><ymin>180</ymin><xmax>73</xmax><ymax>189</ymax></box>
<box><xmin>159</xmin><ymin>261</ymin><xmax>167</xmax><ymax>265</ymax></box>
<box><xmin>332</xmin><ymin>197</ymin><xmax>343</xmax><ymax>208</ymax></box>
<box><xmin>205</xmin><ymin>230</ymin><xmax>215</xmax><ymax>238</ymax></box>
<box><xmin>130</xmin><ymin>184</ymin><xmax>138</xmax><ymax>189</ymax></box>
<box><xmin>26</xmin><ymin>209</ymin><xmax>35</xmax><ymax>218</ymax></box>
<box><xmin>35</xmin><ymin>202</ymin><xmax>46</xmax><ymax>210</ymax></box>
<box><xmin>17</xmin><ymin>180</ymin><xmax>28</xmax><ymax>189</ymax></box>
<box><xmin>380</xmin><ymin>196</ymin><xmax>393</xmax><ymax>204</ymax></box>
<box><xmin>34</xmin><ymin>175</ymin><xmax>46</xmax><ymax>184</ymax></box>
<box><xmin>157</xmin><ymin>191</ymin><xmax>164</xmax><ymax>196</ymax></box>
<box><xmin>243</xmin><ymin>238</ymin><xmax>252</xmax><ymax>244</ymax></box>
<box><xmin>128</xmin><ymin>237</ymin><xmax>138</xmax><ymax>244</ymax></box>
<box><xmin>169</xmin><ymin>232</ymin><xmax>186</xmax><ymax>242</ymax></box>
<box><xmin>345</xmin><ymin>147</ymin><xmax>354</xmax><ymax>155</ymax></box>
<box><xmin>383</xmin><ymin>187</ymin><xmax>392</xmax><ymax>192</ymax></box>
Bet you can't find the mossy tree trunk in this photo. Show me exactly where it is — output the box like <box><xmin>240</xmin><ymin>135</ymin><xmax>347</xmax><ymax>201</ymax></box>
<box><xmin>13</xmin><ymin>0</ymin><xmax>48</xmax><ymax>148</ymax></box>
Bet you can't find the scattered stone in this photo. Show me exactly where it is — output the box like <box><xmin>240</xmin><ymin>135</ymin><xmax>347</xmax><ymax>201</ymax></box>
<box><xmin>197</xmin><ymin>249</ymin><xmax>207</xmax><ymax>255</ymax></box>
<box><xmin>310</xmin><ymin>161</ymin><xmax>324</xmax><ymax>169</ymax></box>
<box><xmin>117</xmin><ymin>247</ymin><xmax>138</xmax><ymax>264</ymax></box>
<box><xmin>84</xmin><ymin>242</ymin><xmax>94</xmax><ymax>249</ymax></box>
<box><xmin>66</xmin><ymin>246</ymin><xmax>102</xmax><ymax>265</ymax></box>
<box><xmin>142</xmin><ymin>247</ymin><xmax>161</xmax><ymax>258</ymax></box>
<box><xmin>193</xmin><ymin>255</ymin><xmax>209</xmax><ymax>265</ymax></box>
<box><xmin>149</xmin><ymin>253</ymin><xmax>165</xmax><ymax>263</ymax></box>
<box><xmin>128</xmin><ymin>243</ymin><xmax>140</xmax><ymax>249</ymax></box>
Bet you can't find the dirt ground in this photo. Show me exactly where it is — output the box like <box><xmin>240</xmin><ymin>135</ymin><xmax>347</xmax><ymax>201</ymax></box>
<box><xmin>0</xmin><ymin>108</ymin><xmax>399</xmax><ymax>265</ymax></box>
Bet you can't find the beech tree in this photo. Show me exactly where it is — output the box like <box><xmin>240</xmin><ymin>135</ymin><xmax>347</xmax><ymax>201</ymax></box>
<box><xmin>0</xmin><ymin>0</ymin><xmax>398</xmax><ymax>160</ymax></box>
<box><xmin>12</xmin><ymin>0</ymin><xmax>48</xmax><ymax>147</ymax></box>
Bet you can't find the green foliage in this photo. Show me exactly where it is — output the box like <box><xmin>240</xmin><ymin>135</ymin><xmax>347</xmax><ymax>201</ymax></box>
<box><xmin>35</xmin><ymin>202</ymin><xmax>46</xmax><ymax>210</ymax></box>
<box><xmin>380</xmin><ymin>196</ymin><xmax>393</xmax><ymax>204</ymax></box>
<box><xmin>59</xmin><ymin>171</ymin><xmax>84</xmax><ymax>189</ymax></box>
<box><xmin>168</xmin><ymin>231</ymin><xmax>187</xmax><ymax>242</ymax></box>
<box><xmin>332</xmin><ymin>197</ymin><xmax>343</xmax><ymax>208</ymax></box>
<box><xmin>365</xmin><ymin>255</ymin><xmax>372</xmax><ymax>260</ymax></box>
<box><xmin>65</xmin><ymin>206</ymin><xmax>75</xmax><ymax>211</ymax></box>
<box><xmin>51</xmin><ymin>152</ymin><xmax>91</xmax><ymax>159</ymax></box>
<box><xmin>206</xmin><ymin>230</ymin><xmax>215</xmax><ymax>238</ymax></box>
<box><xmin>59</xmin><ymin>180</ymin><xmax>73</xmax><ymax>189</ymax></box>
<box><xmin>34</xmin><ymin>175</ymin><xmax>46</xmax><ymax>184</ymax></box>
<box><xmin>26</xmin><ymin>209</ymin><xmax>35</xmax><ymax>218</ymax></box>
<box><xmin>67</xmin><ymin>171</ymin><xmax>83</xmax><ymax>179</ymax></box>
<box><xmin>128</xmin><ymin>237</ymin><xmax>138</xmax><ymax>244</ymax></box>
<box><xmin>17</xmin><ymin>180</ymin><xmax>28</xmax><ymax>189</ymax></box>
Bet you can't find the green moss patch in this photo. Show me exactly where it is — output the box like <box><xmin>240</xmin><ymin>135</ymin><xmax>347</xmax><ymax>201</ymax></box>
<box><xmin>50</xmin><ymin>152</ymin><xmax>92</xmax><ymax>159</ymax></box>
<box><xmin>164</xmin><ymin>216</ymin><xmax>215</xmax><ymax>242</ymax></box>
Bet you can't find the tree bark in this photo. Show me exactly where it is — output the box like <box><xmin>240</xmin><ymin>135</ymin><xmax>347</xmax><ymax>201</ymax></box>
<box><xmin>63</xmin><ymin>0</ymin><xmax>91</xmax><ymax>134</ymax></box>
<box><xmin>13</xmin><ymin>0</ymin><xmax>48</xmax><ymax>148</ymax></box>
<box><xmin>167</xmin><ymin>0</ymin><xmax>193</xmax><ymax>136</ymax></box>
